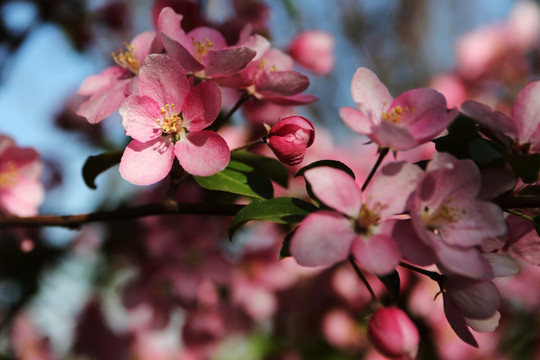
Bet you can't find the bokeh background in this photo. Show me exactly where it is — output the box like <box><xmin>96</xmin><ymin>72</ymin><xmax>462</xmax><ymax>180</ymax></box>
<box><xmin>1</xmin><ymin>0</ymin><xmax>539</xmax><ymax>359</ymax></box>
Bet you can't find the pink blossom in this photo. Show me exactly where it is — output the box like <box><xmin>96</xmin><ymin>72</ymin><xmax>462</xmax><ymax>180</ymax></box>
<box><xmin>340</xmin><ymin>67</ymin><xmax>458</xmax><ymax>150</ymax></box>
<box><xmin>290</xmin><ymin>162</ymin><xmax>422</xmax><ymax>275</ymax></box>
<box><xmin>266</xmin><ymin>115</ymin><xmax>315</xmax><ymax>165</ymax></box>
<box><xmin>288</xmin><ymin>30</ymin><xmax>335</xmax><ymax>75</ymax></box>
<box><xmin>218</xmin><ymin>48</ymin><xmax>317</xmax><ymax>105</ymax></box>
<box><xmin>157</xmin><ymin>7</ymin><xmax>268</xmax><ymax>79</ymax></box>
<box><xmin>119</xmin><ymin>54</ymin><xmax>230</xmax><ymax>185</ymax></box>
<box><xmin>0</xmin><ymin>135</ymin><xmax>44</xmax><ymax>216</ymax></box>
<box><xmin>367</xmin><ymin>306</ymin><xmax>419</xmax><ymax>359</ymax></box>
<box><xmin>462</xmin><ymin>80</ymin><xmax>540</xmax><ymax>153</ymax></box>
<box><xmin>76</xmin><ymin>31</ymin><xmax>158</xmax><ymax>124</ymax></box>
<box><xmin>404</xmin><ymin>153</ymin><xmax>507</xmax><ymax>279</ymax></box>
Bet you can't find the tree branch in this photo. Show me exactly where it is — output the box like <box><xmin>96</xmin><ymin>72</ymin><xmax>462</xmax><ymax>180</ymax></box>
<box><xmin>0</xmin><ymin>202</ymin><xmax>246</xmax><ymax>229</ymax></box>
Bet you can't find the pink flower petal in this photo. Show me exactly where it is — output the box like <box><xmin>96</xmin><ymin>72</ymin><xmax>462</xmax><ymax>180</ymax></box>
<box><xmin>392</xmin><ymin>88</ymin><xmax>457</xmax><ymax>144</ymax></box>
<box><xmin>256</xmin><ymin>70</ymin><xmax>310</xmax><ymax>96</ymax></box>
<box><xmin>204</xmin><ymin>47</ymin><xmax>256</xmax><ymax>76</ymax></box>
<box><xmin>157</xmin><ymin>7</ymin><xmax>185</xmax><ymax>43</ymax></box>
<box><xmin>303</xmin><ymin>167</ymin><xmax>362</xmax><ymax>218</ymax></box>
<box><xmin>182</xmin><ymin>81</ymin><xmax>222</xmax><ymax>131</ymax></box>
<box><xmin>445</xmin><ymin>277</ymin><xmax>500</xmax><ymax>319</ymax></box>
<box><xmin>161</xmin><ymin>34</ymin><xmax>205</xmax><ymax>73</ymax></box>
<box><xmin>512</xmin><ymin>80</ymin><xmax>540</xmax><ymax>143</ymax></box>
<box><xmin>371</xmin><ymin>119</ymin><xmax>417</xmax><ymax>150</ymax></box>
<box><xmin>435</xmin><ymin>243</ymin><xmax>488</xmax><ymax>279</ymax></box>
<box><xmin>290</xmin><ymin>211</ymin><xmax>356</xmax><ymax>267</ymax></box>
<box><xmin>185</xmin><ymin>27</ymin><xmax>227</xmax><ymax>51</ymax></box>
<box><xmin>138</xmin><ymin>54</ymin><xmax>190</xmax><ymax>107</ymax></box>
<box><xmin>364</xmin><ymin>161</ymin><xmax>423</xmax><ymax>218</ymax></box>
<box><xmin>119</xmin><ymin>138</ymin><xmax>175</xmax><ymax>185</ymax></box>
<box><xmin>339</xmin><ymin>106</ymin><xmax>373</xmax><ymax>135</ymax></box>
<box><xmin>391</xmin><ymin>220</ymin><xmax>436</xmax><ymax>266</ymax></box>
<box><xmin>77</xmin><ymin>66</ymin><xmax>129</xmax><ymax>96</ymax></box>
<box><xmin>461</xmin><ymin>100</ymin><xmax>516</xmax><ymax>139</ymax></box>
<box><xmin>443</xmin><ymin>293</ymin><xmax>478</xmax><ymax>348</ymax></box>
<box><xmin>119</xmin><ymin>95</ymin><xmax>163</xmax><ymax>142</ymax></box>
<box><xmin>0</xmin><ymin>178</ymin><xmax>44</xmax><ymax>216</ymax></box>
<box><xmin>259</xmin><ymin>93</ymin><xmax>318</xmax><ymax>106</ymax></box>
<box><xmin>130</xmin><ymin>31</ymin><xmax>159</xmax><ymax>64</ymax></box>
<box><xmin>76</xmin><ymin>79</ymin><xmax>130</xmax><ymax>124</ymax></box>
<box><xmin>351</xmin><ymin>234</ymin><xmax>401</xmax><ymax>275</ymax></box>
<box><xmin>482</xmin><ymin>253</ymin><xmax>520</xmax><ymax>277</ymax></box>
<box><xmin>465</xmin><ymin>311</ymin><xmax>500</xmax><ymax>333</ymax></box>
<box><xmin>350</xmin><ymin>67</ymin><xmax>393</xmax><ymax>117</ymax></box>
<box><xmin>175</xmin><ymin>131</ymin><xmax>230</xmax><ymax>176</ymax></box>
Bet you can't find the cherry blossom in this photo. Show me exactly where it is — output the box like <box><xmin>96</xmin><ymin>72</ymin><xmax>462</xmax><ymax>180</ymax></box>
<box><xmin>287</xmin><ymin>30</ymin><xmax>335</xmax><ymax>75</ymax></box>
<box><xmin>119</xmin><ymin>54</ymin><xmax>229</xmax><ymax>185</ymax></box>
<box><xmin>0</xmin><ymin>134</ymin><xmax>44</xmax><ymax>216</ymax></box>
<box><xmin>340</xmin><ymin>67</ymin><xmax>458</xmax><ymax>150</ymax></box>
<box><xmin>76</xmin><ymin>31</ymin><xmax>159</xmax><ymax>124</ymax></box>
<box><xmin>290</xmin><ymin>162</ymin><xmax>422</xmax><ymax>275</ymax></box>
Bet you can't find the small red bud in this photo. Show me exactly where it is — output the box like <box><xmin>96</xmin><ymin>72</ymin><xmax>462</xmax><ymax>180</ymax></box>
<box><xmin>267</xmin><ymin>116</ymin><xmax>315</xmax><ymax>166</ymax></box>
<box><xmin>368</xmin><ymin>307</ymin><xmax>419</xmax><ymax>359</ymax></box>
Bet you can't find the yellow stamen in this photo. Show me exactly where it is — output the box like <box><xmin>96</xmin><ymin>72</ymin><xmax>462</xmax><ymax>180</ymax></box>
<box><xmin>156</xmin><ymin>104</ymin><xmax>183</xmax><ymax>135</ymax></box>
<box><xmin>192</xmin><ymin>37</ymin><xmax>215</xmax><ymax>62</ymax></box>
<box><xmin>112</xmin><ymin>43</ymin><xmax>140</xmax><ymax>75</ymax></box>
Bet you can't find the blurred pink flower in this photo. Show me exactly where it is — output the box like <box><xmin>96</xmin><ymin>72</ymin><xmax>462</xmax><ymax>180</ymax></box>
<box><xmin>288</xmin><ymin>30</ymin><xmax>335</xmax><ymax>75</ymax></box>
<box><xmin>367</xmin><ymin>306</ymin><xmax>419</xmax><ymax>359</ymax></box>
<box><xmin>266</xmin><ymin>115</ymin><xmax>315</xmax><ymax>165</ymax></box>
<box><xmin>119</xmin><ymin>54</ymin><xmax>229</xmax><ymax>185</ymax></box>
<box><xmin>340</xmin><ymin>67</ymin><xmax>458</xmax><ymax>150</ymax></box>
<box><xmin>76</xmin><ymin>31</ymin><xmax>158</xmax><ymax>124</ymax></box>
<box><xmin>0</xmin><ymin>134</ymin><xmax>44</xmax><ymax>216</ymax></box>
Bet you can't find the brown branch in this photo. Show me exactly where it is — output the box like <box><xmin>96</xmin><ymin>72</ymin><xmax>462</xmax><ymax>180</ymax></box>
<box><xmin>0</xmin><ymin>201</ymin><xmax>246</xmax><ymax>229</ymax></box>
<box><xmin>493</xmin><ymin>195</ymin><xmax>540</xmax><ymax>210</ymax></box>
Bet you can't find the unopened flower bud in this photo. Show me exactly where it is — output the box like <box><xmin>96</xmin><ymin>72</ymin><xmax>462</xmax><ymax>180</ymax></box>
<box><xmin>288</xmin><ymin>31</ymin><xmax>335</xmax><ymax>75</ymax></box>
<box><xmin>266</xmin><ymin>116</ymin><xmax>315</xmax><ymax>166</ymax></box>
<box><xmin>368</xmin><ymin>307</ymin><xmax>419</xmax><ymax>359</ymax></box>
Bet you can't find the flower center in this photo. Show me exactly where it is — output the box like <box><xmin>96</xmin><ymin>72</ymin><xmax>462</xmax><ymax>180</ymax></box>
<box><xmin>355</xmin><ymin>204</ymin><xmax>383</xmax><ymax>235</ymax></box>
<box><xmin>192</xmin><ymin>37</ymin><xmax>214</xmax><ymax>62</ymax></box>
<box><xmin>421</xmin><ymin>198</ymin><xmax>464</xmax><ymax>233</ymax></box>
<box><xmin>112</xmin><ymin>43</ymin><xmax>140</xmax><ymax>75</ymax></box>
<box><xmin>0</xmin><ymin>161</ymin><xmax>18</xmax><ymax>188</ymax></box>
<box><xmin>156</xmin><ymin>104</ymin><xmax>183</xmax><ymax>139</ymax></box>
<box><xmin>381</xmin><ymin>105</ymin><xmax>415</xmax><ymax>124</ymax></box>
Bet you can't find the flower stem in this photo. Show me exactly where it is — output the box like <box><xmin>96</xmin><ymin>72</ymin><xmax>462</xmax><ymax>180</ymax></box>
<box><xmin>361</xmin><ymin>147</ymin><xmax>389</xmax><ymax>191</ymax></box>
<box><xmin>348</xmin><ymin>255</ymin><xmax>378</xmax><ymax>302</ymax></box>
<box><xmin>399</xmin><ymin>261</ymin><xmax>443</xmax><ymax>283</ymax></box>
<box><xmin>231</xmin><ymin>137</ymin><xmax>267</xmax><ymax>152</ymax></box>
<box><xmin>208</xmin><ymin>92</ymin><xmax>251</xmax><ymax>131</ymax></box>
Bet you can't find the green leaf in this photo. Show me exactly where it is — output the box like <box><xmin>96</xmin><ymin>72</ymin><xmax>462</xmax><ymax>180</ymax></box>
<box><xmin>82</xmin><ymin>151</ymin><xmax>123</xmax><ymax>189</ymax></box>
<box><xmin>194</xmin><ymin>161</ymin><xmax>274</xmax><ymax>199</ymax></box>
<box><xmin>434</xmin><ymin>115</ymin><xmax>481</xmax><ymax>159</ymax></box>
<box><xmin>231</xmin><ymin>151</ymin><xmax>289</xmax><ymax>188</ymax></box>
<box><xmin>377</xmin><ymin>270</ymin><xmax>400</xmax><ymax>304</ymax></box>
<box><xmin>469</xmin><ymin>138</ymin><xmax>506</xmax><ymax>168</ymax></box>
<box><xmin>295</xmin><ymin>160</ymin><xmax>356</xmax><ymax>179</ymax></box>
<box><xmin>279</xmin><ymin>230</ymin><xmax>295</xmax><ymax>260</ymax></box>
<box><xmin>229</xmin><ymin>197</ymin><xmax>318</xmax><ymax>240</ymax></box>
<box><xmin>506</xmin><ymin>153</ymin><xmax>540</xmax><ymax>183</ymax></box>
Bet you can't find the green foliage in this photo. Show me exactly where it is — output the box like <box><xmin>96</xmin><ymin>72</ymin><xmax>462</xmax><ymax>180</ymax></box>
<box><xmin>195</xmin><ymin>160</ymin><xmax>274</xmax><ymax>199</ymax></box>
<box><xmin>231</xmin><ymin>151</ymin><xmax>289</xmax><ymax>188</ymax></box>
<box><xmin>229</xmin><ymin>197</ymin><xmax>318</xmax><ymax>240</ymax></box>
<box><xmin>82</xmin><ymin>151</ymin><xmax>123</xmax><ymax>189</ymax></box>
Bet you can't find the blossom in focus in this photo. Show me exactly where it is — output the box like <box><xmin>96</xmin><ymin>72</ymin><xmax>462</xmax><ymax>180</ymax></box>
<box><xmin>462</xmin><ymin>80</ymin><xmax>540</xmax><ymax>153</ymax></box>
<box><xmin>367</xmin><ymin>306</ymin><xmax>419</xmax><ymax>359</ymax></box>
<box><xmin>119</xmin><ymin>54</ymin><xmax>230</xmax><ymax>185</ymax></box>
<box><xmin>288</xmin><ymin>30</ymin><xmax>335</xmax><ymax>75</ymax></box>
<box><xmin>266</xmin><ymin>115</ymin><xmax>315</xmax><ymax>165</ymax></box>
<box><xmin>76</xmin><ymin>31</ymin><xmax>159</xmax><ymax>124</ymax></box>
<box><xmin>340</xmin><ymin>67</ymin><xmax>458</xmax><ymax>150</ymax></box>
<box><xmin>0</xmin><ymin>134</ymin><xmax>44</xmax><ymax>216</ymax></box>
<box><xmin>404</xmin><ymin>153</ymin><xmax>507</xmax><ymax>279</ymax></box>
<box><xmin>290</xmin><ymin>162</ymin><xmax>422</xmax><ymax>275</ymax></box>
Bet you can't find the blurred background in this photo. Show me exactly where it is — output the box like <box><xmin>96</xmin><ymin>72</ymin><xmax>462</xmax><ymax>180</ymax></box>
<box><xmin>0</xmin><ymin>0</ymin><xmax>539</xmax><ymax>359</ymax></box>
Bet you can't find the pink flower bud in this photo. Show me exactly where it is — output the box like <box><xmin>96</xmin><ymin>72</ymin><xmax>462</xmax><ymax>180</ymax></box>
<box><xmin>368</xmin><ymin>307</ymin><xmax>419</xmax><ymax>359</ymax></box>
<box><xmin>288</xmin><ymin>30</ymin><xmax>335</xmax><ymax>75</ymax></box>
<box><xmin>266</xmin><ymin>116</ymin><xmax>315</xmax><ymax>166</ymax></box>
